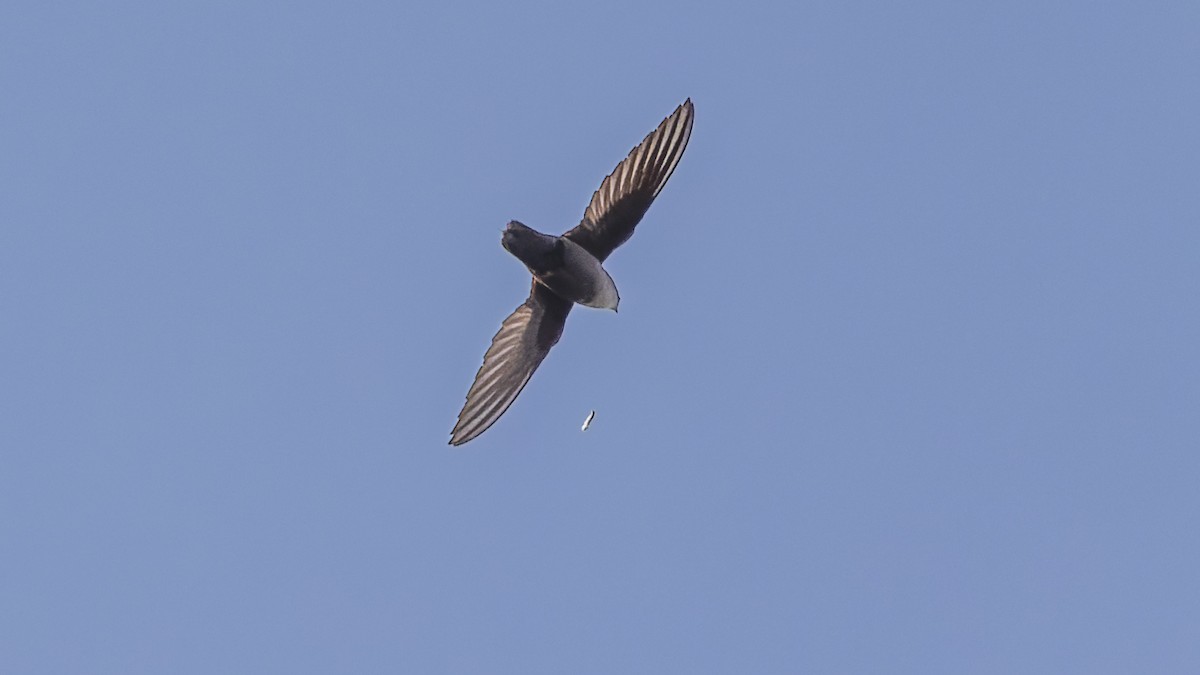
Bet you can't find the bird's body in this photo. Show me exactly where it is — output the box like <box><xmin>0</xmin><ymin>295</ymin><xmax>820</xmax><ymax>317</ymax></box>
<box><xmin>450</xmin><ymin>99</ymin><xmax>694</xmax><ymax>445</ymax></box>
<box><xmin>502</xmin><ymin>221</ymin><xmax>620</xmax><ymax>311</ymax></box>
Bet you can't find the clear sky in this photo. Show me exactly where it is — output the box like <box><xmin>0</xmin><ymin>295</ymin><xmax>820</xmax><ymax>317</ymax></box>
<box><xmin>2</xmin><ymin>1</ymin><xmax>1197</xmax><ymax>673</ymax></box>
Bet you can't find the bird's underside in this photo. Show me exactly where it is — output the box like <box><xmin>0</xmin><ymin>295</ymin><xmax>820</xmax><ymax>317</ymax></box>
<box><xmin>450</xmin><ymin>98</ymin><xmax>694</xmax><ymax>446</ymax></box>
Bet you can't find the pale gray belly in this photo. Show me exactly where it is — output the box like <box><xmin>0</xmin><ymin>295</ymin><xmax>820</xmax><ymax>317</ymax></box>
<box><xmin>535</xmin><ymin>238</ymin><xmax>620</xmax><ymax>310</ymax></box>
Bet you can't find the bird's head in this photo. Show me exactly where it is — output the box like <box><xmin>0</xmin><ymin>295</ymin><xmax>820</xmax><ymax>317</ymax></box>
<box><xmin>501</xmin><ymin>220</ymin><xmax>557</xmax><ymax>261</ymax></box>
<box><xmin>501</xmin><ymin>220</ymin><xmax>533</xmax><ymax>250</ymax></box>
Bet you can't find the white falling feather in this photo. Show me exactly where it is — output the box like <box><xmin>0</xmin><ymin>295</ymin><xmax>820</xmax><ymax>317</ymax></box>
<box><xmin>581</xmin><ymin>410</ymin><xmax>595</xmax><ymax>431</ymax></box>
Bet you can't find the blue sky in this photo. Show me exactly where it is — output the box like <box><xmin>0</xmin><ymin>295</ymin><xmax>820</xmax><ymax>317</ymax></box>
<box><xmin>2</xmin><ymin>1</ymin><xmax>1198</xmax><ymax>672</ymax></box>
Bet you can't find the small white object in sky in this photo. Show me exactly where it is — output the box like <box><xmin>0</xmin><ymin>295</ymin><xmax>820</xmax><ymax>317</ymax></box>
<box><xmin>581</xmin><ymin>410</ymin><xmax>595</xmax><ymax>431</ymax></box>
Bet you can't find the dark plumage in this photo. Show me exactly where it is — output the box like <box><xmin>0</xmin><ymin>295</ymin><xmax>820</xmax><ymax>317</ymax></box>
<box><xmin>450</xmin><ymin>99</ymin><xmax>694</xmax><ymax>445</ymax></box>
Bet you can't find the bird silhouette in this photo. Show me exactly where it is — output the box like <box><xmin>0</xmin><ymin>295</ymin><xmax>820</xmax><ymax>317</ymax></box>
<box><xmin>450</xmin><ymin>99</ymin><xmax>694</xmax><ymax>445</ymax></box>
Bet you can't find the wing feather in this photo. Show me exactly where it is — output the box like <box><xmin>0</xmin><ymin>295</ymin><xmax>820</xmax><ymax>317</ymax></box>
<box><xmin>449</xmin><ymin>283</ymin><xmax>572</xmax><ymax>445</ymax></box>
<box><xmin>562</xmin><ymin>99</ymin><xmax>694</xmax><ymax>262</ymax></box>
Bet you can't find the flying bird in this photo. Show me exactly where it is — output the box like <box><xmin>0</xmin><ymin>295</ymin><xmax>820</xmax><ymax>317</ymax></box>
<box><xmin>449</xmin><ymin>99</ymin><xmax>694</xmax><ymax>445</ymax></box>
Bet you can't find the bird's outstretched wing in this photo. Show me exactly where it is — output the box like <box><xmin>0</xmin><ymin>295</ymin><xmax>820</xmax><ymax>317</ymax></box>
<box><xmin>450</xmin><ymin>282</ymin><xmax>573</xmax><ymax>445</ymax></box>
<box><xmin>563</xmin><ymin>99</ymin><xmax>694</xmax><ymax>262</ymax></box>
